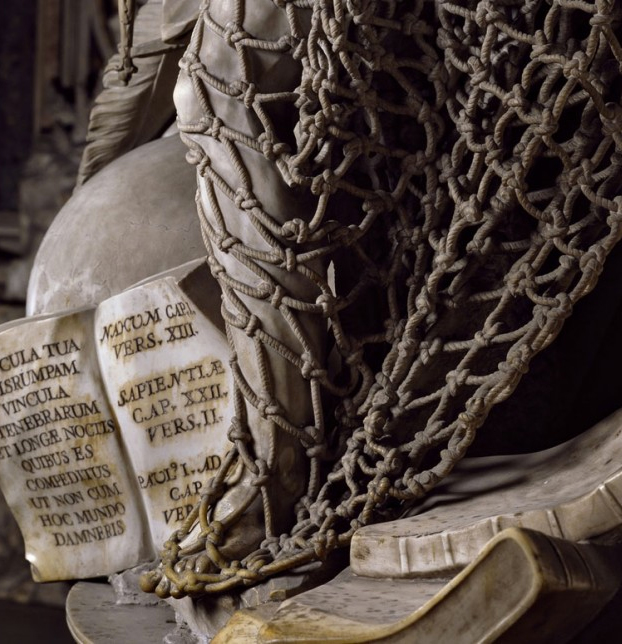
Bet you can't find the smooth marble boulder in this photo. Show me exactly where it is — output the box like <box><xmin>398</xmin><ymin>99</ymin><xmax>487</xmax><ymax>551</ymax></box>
<box><xmin>27</xmin><ymin>134</ymin><xmax>202</xmax><ymax>316</ymax></box>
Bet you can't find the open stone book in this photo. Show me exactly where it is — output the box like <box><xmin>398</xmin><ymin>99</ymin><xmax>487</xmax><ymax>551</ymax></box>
<box><xmin>0</xmin><ymin>259</ymin><xmax>234</xmax><ymax>581</ymax></box>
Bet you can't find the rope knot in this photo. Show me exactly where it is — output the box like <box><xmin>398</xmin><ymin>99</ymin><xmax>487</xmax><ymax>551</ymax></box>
<box><xmin>310</xmin><ymin>111</ymin><xmax>328</xmax><ymax>138</ymax></box>
<box><xmin>230</xmin><ymin>80</ymin><xmax>257</xmax><ymax>109</ymax></box>
<box><xmin>256</xmin><ymin>397</ymin><xmax>275</xmax><ymax>418</ymax></box>
<box><xmin>234</xmin><ymin>188</ymin><xmax>259</xmax><ymax>211</ymax></box>
<box><xmin>446</xmin><ymin>369</ymin><xmax>470</xmax><ymax>397</ymax></box>
<box><xmin>282</xmin><ymin>218</ymin><xmax>310</xmax><ymax>244</ymax></box>
<box><xmin>419</xmin><ymin>338</ymin><xmax>442</xmax><ymax>365</ymax></box>
<box><xmin>475</xmin><ymin>1</ymin><xmax>501</xmax><ymax>27</ymax></box>
<box><xmin>589</xmin><ymin>12</ymin><xmax>611</xmax><ymax>27</ymax></box>
<box><xmin>316</xmin><ymin>292</ymin><xmax>337</xmax><ymax>317</ymax></box>
<box><xmin>506</xmin><ymin>262</ymin><xmax>535</xmax><ymax>296</ymax></box>
<box><xmin>377</xmin><ymin>450</ymin><xmax>402</xmax><ymax>476</ymax></box>
<box><xmin>258</xmin><ymin>134</ymin><xmax>284</xmax><ymax>161</ymax></box>
<box><xmin>300</xmin><ymin>352</ymin><xmax>324</xmax><ymax>380</ymax></box>
<box><xmin>227</xmin><ymin>417</ymin><xmax>250</xmax><ymax>443</ymax></box>
<box><xmin>415</xmin><ymin>288</ymin><xmax>433</xmax><ymax>315</ymax></box>
<box><xmin>251</xmin><ymin>459</ymin><xmax>270</xmax><ymax>487</ymax></box>
<box><xmin>216</xmin><ymin>235</ymin><xmax>237</xmax><ymax>252</ymax></box>
<box><xmin>466</xmin><ymin>56</ymin><xmax>488</xmax><ymax>86</ymax></box>
<box><xmin>364</xmin><ymin>408</ymin><xmax>388</xmax><ymax>438</ymax></box>
<box><xmin>563</xmin><ymin>53</ymin><xmax>586</xmax><ymax>78</ymax></box>
<box><xmin>402</xmin><ymin>13</ymin><xmax>420</xmax><ymax>36</ymax></box>
<box><xmin>244</xmin><ymin>314</ymin><xmax>261</xmax><ymax>337</ymax></box>
<box><xmin>368</xmin><ymin>477</ymin><xmax>391</xmax><ymax>505</ymax></box>
<box><xmin>579</xmin><ymin>246</ymin><xmax>607</xmax><ymax>279</ymax></box>
<box><xmin>185</xmin><ymin>148</ymin><xmax>203</xmax><ymax>166</ymax></box>
<box><xmin>533</xmin><ymin>109</ymin><xmax>557</xmax><ymax>138</ymax></box>
<box><xmin>270</xmin><ymin>285</ymin><xmax>285</xmax><ymax>308</ymax></box>
<box><xmin>551</xmin><ymin>293</ymin><xmax>573</xmax><ymax>321</ymax></box>
<box><xmin>312</xmin><ymin>529</ymin><xmax>337</xmax><ymax>559</ymax></box>
<box><xmin>306</xmin><ymin>443</ymin><xmax>326</xmax><ymax>459</ymax></box>
<box><xmin>459</xmin><ymin>195</ymin><xmax>483</xmax><ymax>223</ymax></box>
<box><xmin>504</xmin><ymin>85</ymin><xmax>527</xmax><ymax>111</ymax></box>
<box><xmin>223</xmin><ymin>22</ymin><xmax>247</xmax><ymax>47</ymax></box>
<box><xmin>311</xmin><ymin>169</ymin><xmax>339</xmax><ymax>196</ymax></box>
<box><xmin>278</xmin><ymin>247</ymin><xmax>296</xmax><ymax>272</ymax></box>
<box><xmin>204</xmin><ymin>521</ymin><xmax>224</xmax><ymax>546</ymax></box>
<box><xmin>210</xmin><ymin>117</ymin><xmax>223</xmax><ymax>140</ymax></box>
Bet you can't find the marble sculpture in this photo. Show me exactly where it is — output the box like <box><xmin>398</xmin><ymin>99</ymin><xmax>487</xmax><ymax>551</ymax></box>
<box><xmin>4</xmin><ymin>0</ymin><xmax>622</xmax><ymax>641</ymax></box>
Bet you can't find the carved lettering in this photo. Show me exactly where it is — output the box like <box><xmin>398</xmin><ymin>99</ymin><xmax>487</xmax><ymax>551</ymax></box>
<box><xmin>0</xmin><ymin>311</ymin><xmax>155</xmax><ymax>578</ymax></box>
<box><xmin>146</xmin><ymin>414</ymin><xmax>198</xmax><ymax>443</ymax></box>
<box><xmin>112</xmin><ymin>332</ymin><xmax>158</xmax><ymax>359</ymax></box>
<box><xmin>98</xmin><ymin>308</ymin><xmax>161</xmax><ymax>343</ymax></box>
<box><xmin>165</xmin><ymin>321</ymin><xmax>197</xmax><ymax>343</ymax></box>
<box><xmin>197</xmin><ymin>454</ymin><xmax>222</xmax><ymax>474</ymax></box>
<box><xmin>1</xmin><ymin>385</ymin><xmax>70</xmax><ymax>414</ymax></box>
<box><xmin>25</xmin><ymin>463</ymin><xmax>112</xmax><ymax>492</ymax></box>
<box><xmin>0</xmin><ymin>347</ymin><xmax>41</xmax><ymax>372</ymax></box>
<box><xmin>0</xmin><ymin>359</ymin><xmax>80</xmax><ymax>396</ymax></box>
<box><xmin>163</xmin><ymin>504</ymin><xmax>193</xmax><ymax>525</ymax></box>
<box><xmin>116</xmin><ymin>361</ymin><xmax>225</xmax><ymax>407</ymax></box>
<box><xmin>165</xmin><ymin>301</ymin><xmax>196</xmax><ymax>319</ymax></box>
<box><xmin>52</xmin><ymin>519</ymin><xmax>126</xmax><ymax>547</ymax></box>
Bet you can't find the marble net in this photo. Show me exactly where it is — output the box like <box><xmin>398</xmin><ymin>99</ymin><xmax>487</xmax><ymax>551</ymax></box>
<box><xmin>144</xmin><ymin>0</ymin><xmax>622</xmax><ymax>597</ymax></box>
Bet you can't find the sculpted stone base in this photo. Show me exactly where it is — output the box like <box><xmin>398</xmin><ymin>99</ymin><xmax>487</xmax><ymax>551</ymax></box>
<box><xmin>66</xmin><ymin>527</ymin><xmax>622</xmax><ymax>643</ymax></box>
<box><xmin>64</xmin><ymin>408</ymin><xmax>622</xmax><ymax>642</ymax></box>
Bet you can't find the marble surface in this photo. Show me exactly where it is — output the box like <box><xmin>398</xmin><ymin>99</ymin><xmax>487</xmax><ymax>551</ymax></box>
<box><xmin>66</xmin><ymin>582</ymin><xmax>180</xmax><ymax>644</ymax></box>
<box><xmin>27</xmin><ymin>135</ymin><xmax>202</xmax><ymax>316</ymax></box>
<box><xmin>66</xmin><ymin>528</ymin><xmax>622</xmax><ymax>643</ymax></box>
<box><xmin>0</xmin><ymin>259</ymin><xmax>237</xmax><ymax>579</ymax></box>
<box><xmin>95</xmin><ymin>261</ymin><xmax>234</xmax><ymax>548</ymax></box>
<box><xmin>213</xmin><ymin>529</ymin><xmax>622</xmax><ymax>644</ymax></box>
<box><xmin>0</xmin><ymin>308</ymin><xmax>146</xmax><ymax>580</ymax></box>
<box><xmin>351</xmin><ymin>408</ymin><xmax>622</xmax><ymax>578</ymax></box>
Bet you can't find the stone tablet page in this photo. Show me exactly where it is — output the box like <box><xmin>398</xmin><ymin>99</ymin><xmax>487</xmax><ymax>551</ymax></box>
<box><xmin>95</xmin><ymin>264</ymin><xmax>233</xmax><ymax>550</ymax></box>
<box><xmin>0</xmin><ymin>309</ymin><xmax>150</xmax><ymax>580</ymax></box>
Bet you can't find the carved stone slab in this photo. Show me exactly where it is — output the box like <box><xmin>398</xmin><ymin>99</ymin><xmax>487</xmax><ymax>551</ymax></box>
<box><xmin>213</xmin><ymin>529</ymin><xmax>621</xmax><ymax>644</ymax></box>
<box><xmin>0</xmin><ymin>259</ymin><xmax>235</xmax><ymax>580</ymax></box>
<box><xmin>351</xmin><ymin>408</ymin><xmax>622</xmax><ymax>578</ymax></box>
<box><xmin>95</xmin><ymin>261</ymin><xmax>234</xmax><ymax>548</ymax></box>
<box><xmin>66</xmin><ymin>581</ymin><xmax>177</xmax><ymax>644</ymax></box>
<box><xmin>0</xmin><ymin>309</ymin><xmax>147</xmax><ymax>580</ymax></box>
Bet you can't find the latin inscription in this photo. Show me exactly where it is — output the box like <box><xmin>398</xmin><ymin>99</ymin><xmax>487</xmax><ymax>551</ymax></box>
<box><xmin>0</xmin><ymin>312</ymin><xmax>145</xmax><ymax>577</ymax></box>
<box><xmin>95</xmin><ymin>284</ymin><xmax>233</xmax><ymax>544</ymax></box>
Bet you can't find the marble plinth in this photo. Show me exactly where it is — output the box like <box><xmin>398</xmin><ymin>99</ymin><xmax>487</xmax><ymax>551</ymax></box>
<box><xmin>66</xmin><ymin>582</ymin><xmax>178</xmax><ymax>644</ymax></box>
<box><xmin>66</xmin><ymin>527</ymin><xmax>622</xmax><ymax>643</ymax></box>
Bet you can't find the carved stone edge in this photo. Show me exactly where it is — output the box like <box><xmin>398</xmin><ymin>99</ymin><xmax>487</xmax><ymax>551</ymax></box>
<box><xmin>210</xmin><ymin>528</ymin><xmax>622</xmax><ymax>644</ymax></box>
<box><xmin>350</xmin><ymin>409</ymin><xmax>622</xmax><ymax>578</ymax></box>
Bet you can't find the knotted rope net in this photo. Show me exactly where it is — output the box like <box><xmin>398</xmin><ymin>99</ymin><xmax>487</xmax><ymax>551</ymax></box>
<box><xmin>141</xmin><ymin>0</ymin><xmax>622</xmax><ymax>598</ymax></box>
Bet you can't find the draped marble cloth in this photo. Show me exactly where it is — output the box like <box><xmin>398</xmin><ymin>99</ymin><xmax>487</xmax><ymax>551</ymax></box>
<box><xmin>141</xmin><ymin>0</ymin><xmax>622</xmax><ymax>597</ymax></box>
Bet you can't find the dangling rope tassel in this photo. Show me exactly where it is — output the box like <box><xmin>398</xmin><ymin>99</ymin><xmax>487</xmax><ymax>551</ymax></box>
<box><xmin>116</xmin><ymin>0</ymin><xmax>137</xmax><ymax>85</ymax></box>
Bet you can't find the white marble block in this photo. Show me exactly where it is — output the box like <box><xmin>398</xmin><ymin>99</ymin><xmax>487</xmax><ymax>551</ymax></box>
<box><xmin>95</xmin><ymin>261</ymin><xmax>233</xmax><ymax>548</ymax></box>
<box><xmin>0</xmin><ymin>309</ymin><xmax>147</xmax><ymax>580</ymax></box>
<box><xmin>0</xmin><ymin>260</ymin><xmax>235</xmax><ymax>580</ymax></box>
